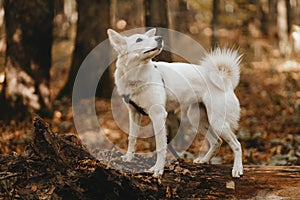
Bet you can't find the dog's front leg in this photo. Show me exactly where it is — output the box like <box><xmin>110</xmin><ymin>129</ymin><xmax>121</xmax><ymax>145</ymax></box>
<box><xmin>148</xmin><ymin>104</ymin><xmax>168</xmax><ymax>177</ymax></box>
<box><xmin>122</xmin><ymin>107</ymin><xmax>141</xmax><ymax>162</ymax></box>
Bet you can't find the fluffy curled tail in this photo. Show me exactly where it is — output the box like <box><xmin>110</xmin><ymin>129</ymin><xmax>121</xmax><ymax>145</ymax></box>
<box><xmin>201</xmin><ymin>48</ymin><xmax>242</xmax><ymax>90</ymax></box>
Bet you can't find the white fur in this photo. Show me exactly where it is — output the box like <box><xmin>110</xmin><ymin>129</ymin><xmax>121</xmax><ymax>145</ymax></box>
<box><xmin>107</xmin><ymin>28</ymin><xmax>243</xmax><ymax>178</ymax></box>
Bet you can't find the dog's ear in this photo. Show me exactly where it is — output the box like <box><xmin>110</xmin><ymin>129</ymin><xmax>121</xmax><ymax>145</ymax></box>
<box><xmin>107</xmin><ymin>29</ymin><xmax>127</xmax><ymax>54</ymax></box>
<box><xmin>145</xmin><ymin>28</ymin><xmax>156</xmax><ymax>37</ymax></box>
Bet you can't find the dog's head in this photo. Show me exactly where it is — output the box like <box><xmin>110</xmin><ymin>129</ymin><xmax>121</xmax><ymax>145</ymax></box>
<box><xmin>107</xmin><ymin>28</ymin><xmax>163</xmax><ymax>62</ymax></box>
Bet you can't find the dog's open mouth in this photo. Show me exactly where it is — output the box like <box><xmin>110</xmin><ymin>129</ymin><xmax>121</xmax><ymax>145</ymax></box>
<box><xmin>144</xmin><ymin>44</ymin><xmax>162</xmax><ymax>54</ymax></box>
<box><xmin>144</xmin><ymin>48</ymin><xmax>160</xmax><ymax>54</ymax></box>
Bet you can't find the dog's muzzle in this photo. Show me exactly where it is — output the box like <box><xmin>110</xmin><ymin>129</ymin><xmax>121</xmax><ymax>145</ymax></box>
<box><xmin>144</xmin><ymin>36</ymin><xmax>163</xmax><ymax>54</ymax></box>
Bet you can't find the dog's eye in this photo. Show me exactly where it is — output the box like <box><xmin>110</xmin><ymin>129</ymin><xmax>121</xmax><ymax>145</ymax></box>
<box><xmin>136</xmin><ymin>38</ymin><xmax>143</xmax><ymax>43</ymax></box>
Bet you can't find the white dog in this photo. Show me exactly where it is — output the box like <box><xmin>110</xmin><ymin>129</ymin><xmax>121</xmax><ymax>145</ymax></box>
<box><xmin>107</xmin><ymin>28</ymin><xmax>243</xmax><ymax>178</ymax></box>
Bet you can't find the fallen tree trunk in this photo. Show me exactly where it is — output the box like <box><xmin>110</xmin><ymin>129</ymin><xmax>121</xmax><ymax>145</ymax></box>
<box><xmin>0</xmin><ymin>117</ymin><xmax>300</xmax><ymax>199</ymax></box>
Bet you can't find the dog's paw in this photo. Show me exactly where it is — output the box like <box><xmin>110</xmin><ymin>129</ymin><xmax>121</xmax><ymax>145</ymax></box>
<box><xmin>193</xmin><ymin>157</ymin><xmax>208</xmax><ymax>164</ymax></box>
<box><xmin>148</xmin><ymin>164</ymin><xmax>164</xmax><ymax>177</ymax></box>
<box><xmin>232</xmin><ymin>166</ymin><xmax>243</xmax><ymax>178</ymax></box>
<box><xmin>121</xmin><ymin>153</ymin><xmax>134</xmax><ymax>162</ymax></box>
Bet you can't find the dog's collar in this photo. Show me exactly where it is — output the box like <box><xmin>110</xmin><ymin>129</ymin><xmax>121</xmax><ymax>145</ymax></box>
<box><xmin>122</xmin><ymin>95</ymin><xmax>148</xmax><ymax>116</ymax></box>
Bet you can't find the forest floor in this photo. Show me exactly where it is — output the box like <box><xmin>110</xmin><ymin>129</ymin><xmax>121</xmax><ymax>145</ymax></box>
<box><xmin>1</xmin><ymin>34</ymin><xmax>300</xmax><ymax>168</ymax></box>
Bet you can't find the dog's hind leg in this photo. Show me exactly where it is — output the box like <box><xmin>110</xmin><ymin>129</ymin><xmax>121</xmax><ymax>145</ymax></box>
<box><xmin>122</xmin><ymin>107</ymin><xmax>141</xmax><ymax>162</ymax></box>
<box><xmin>220</xmin><ymin>124</ymin><xmax>243</xmax><ymax>177</ymax></box>
<box><xmin>148</xmin><ymin>104</ymin><xmax>168</xmax><ymax>177</ymax></box>
<box><xmin>193</xmin><ymin>127</ymin><xmax>222</xmax><ymax>164</ymax></box>
<box><xmin>200</xmin><ymin>93</ymin><xmax>243</xmax><ymax>177</ymax></box>
<box><xmin>186</xmin><ymin>103</ymin><xmax>222</xmax><ymax>164</ymax></box>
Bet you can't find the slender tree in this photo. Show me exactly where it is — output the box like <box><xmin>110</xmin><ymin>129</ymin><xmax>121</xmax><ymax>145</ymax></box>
<box><xmin>277</xmin><ymin>0</ymin><xmax>290</xmax><ymax>56</ymax></box>
<box><xmin>285</xmin><ymin>0</ymin><xmax>291</xmax><ymax>34</ymax></box>
<box><xmin>211</xmin><ymin>0</ymin><xmax>218</xmax><ymax>47</ymax></box>
<box><xmin>267</xmin><ymin>0</ymin><xmax>277</xmax><ymax>38</ymax></box>
<box><xmin>144</xmin><ymin>0</ymin><xmax>172</xmax><ymax>62</ymax></box>
<box><xmin>54</xmin><ymin>0</ymin><xmax>69</xmax><ymax>40</ymax></box>
<box><xmin>58</xmin><ymin>0</ymin><xmax>113</xmax><ymax>99</ymax></box>
<box><xmin>1</xmin><ymin>0</ymin><xmax>54</xmax><ymax>119</ymax></box>
<box><xmin>170</xmin><ymin>0</ymin><xmax>189</xmax><ymax>33</ymax></box>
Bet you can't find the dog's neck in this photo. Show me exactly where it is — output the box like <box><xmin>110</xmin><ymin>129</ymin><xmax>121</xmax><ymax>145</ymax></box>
<box><xmin>116</xmin><ymin>55</ymin><xmax>153</xmax><ymax>71</ymax></box>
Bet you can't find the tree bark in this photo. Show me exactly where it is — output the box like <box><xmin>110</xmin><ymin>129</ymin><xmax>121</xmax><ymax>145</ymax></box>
<box><xmin>211</xmin><ymin>0</ymin><xmax>218</xmax><ymax>48</ymax></box>
<box><xmin>290</xmin><ymin>0</ymin><xmax>300</xmax><ymax>26</ymax></box>
<box><xmin>285</xmin><ymin>0</ymin><xmax>291</xmax><ymax>34</ymax></box>
<box><xmin>1</xmin><ymin>0</ymin><xmax>54</xmax><ymax>119</ymax></box>
<box><xmin>54</xmin><ymin>0</ymin><xmax>70</xmax><ymax>40</ymax></box>
<box><xmin>277</xmin><ymin>0</ymin><xmax>291</xmax><ymax>56</ymax></box>
<box><xmin>58</xmin><ymin>0</ymin><xmax>113</xmax><ymax>99</ymax></box>
<box><xmin>1</xmin><ymin>117</ymin><xmax>300</xmax><ymax>199</ymax></box>
<box><xmin>168</xmin><ymin>0</ymin><xmax>189</xmax><ymax>33</ymax></box>
<box><xmin>267</xmin><ymin>0</ymin><xmax>277</xmax><ymax>39</ymax></box>
<box><xmin>144</xmin><ymin>0</ymin><xmax>172</xmax><ymax>62</ymax></box>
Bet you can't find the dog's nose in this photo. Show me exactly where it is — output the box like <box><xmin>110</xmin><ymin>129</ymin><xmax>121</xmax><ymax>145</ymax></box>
<box><xmin>155</xmin><ymin>36</ymin><xmax>163</xmax><ymax>43</ymax></box>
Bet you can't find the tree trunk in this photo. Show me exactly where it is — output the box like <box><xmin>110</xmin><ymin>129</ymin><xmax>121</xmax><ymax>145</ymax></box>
<box><xmin>58</xmin><ymin>0</ymin><xmax>113</xmax><ymax>99</ymax></box>
<box><xmin>1</xmin><ymin>117</ymin><xmax>300</xmax><ymax>199</ymax></box>
<box><xmin>277</xmin><ymin>0</ymin><xmax>291</xmax><ymax>56</ymax></box>
<box><xmin>54</xmin><ymin>0</ymin><xmax>70</xmax><ymax>40</ymax></box>
<box><xmin>167</xmin><ymin>0</ymin><xmax>189</xmax><ymax>33</ymax></box>
<box><xmin>144</xmin><ymin>0</ymin><xmax>172</xmax><ymax>62</ymax></box>
<box><xmin>257</xmin><ymin>0</ymin><xmax>267</xmax><ymax>37</ymax></box>
<box><xmin>277</xmin><ymin>0</ymin><xmax>288</xmax><ymax>42</ymax></box>
<box><xmin>290</xmin><ymin>0</ymin><xmax>300</xmax><ymax>25</ymax></box>
<box><xmin>1</xmin><ymin>0</ymin><xmax>54</xmax><ymax>119</ymax></box>
<box><xmin>267</xmin><ymin>0</ymin><xmax>277</xmax><ymax>39</ymax></box>
<box><xmin>285</xmin><ymin>0</ymin><xmax>291</xmax><ymax>34</ymax></box>
<box><xmin>211</xmin><ymin>0</ymin><xmax>218</xmax><ymax>47</ymax></box>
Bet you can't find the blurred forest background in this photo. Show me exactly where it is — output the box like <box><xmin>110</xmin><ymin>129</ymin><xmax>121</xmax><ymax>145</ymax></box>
<box><xmin>0</xmin><ymin>0</ymin><xmax>299</xmax><ymax>167</ymax></box>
